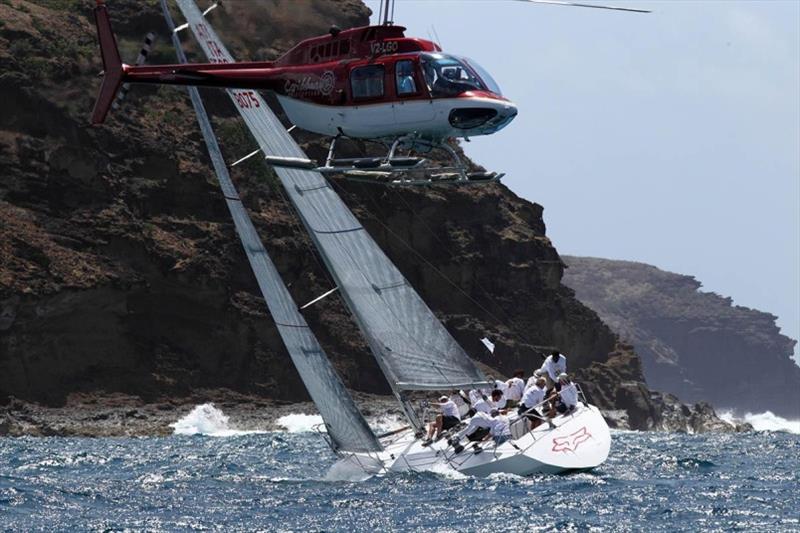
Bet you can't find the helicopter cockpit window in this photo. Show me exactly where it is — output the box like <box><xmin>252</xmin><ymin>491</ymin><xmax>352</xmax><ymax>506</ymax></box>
<box><xmin>395</xmin><ymin>60</ymin><xmax>418</xmax><ymax>96</ymax></box>
<box><xmin>420</xmin><ymin>53</ymin><xmax>488</xmax><ymax>98</ymax></box>
<box><xmin>351</xmin><ymin>65</ymin><xmax>385</xmax><ymax>99</ymax></box>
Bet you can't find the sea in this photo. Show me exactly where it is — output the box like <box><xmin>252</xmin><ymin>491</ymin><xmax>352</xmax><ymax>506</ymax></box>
<box><xmin>1</xmin><ymin>405</ymin><xmax>798</xmax><ymax>532</ymax></box>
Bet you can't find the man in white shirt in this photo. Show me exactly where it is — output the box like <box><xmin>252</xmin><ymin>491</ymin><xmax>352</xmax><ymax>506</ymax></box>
<box><xmin>505</xmin><ymin>369</ymin><xmax>526</xmax><ymax>407</ymax></box>
<box><xmin>425</xmin><ymin>395</ymin><xmax>461</xmax><ymax>443</ymax></box>
<box><xmin>539</xmin><ymin>351</ymin><xmax>567</xmax><ymax>389</ymax></box>
<box><xmin>487</xmin><ymin>409</ymin><xmax>512</xmax><ymax>445</ymax></box>
<box><xmin>489</xmin><ymin>388</ymin><xmax>507</xmax><ymax>410</ymax></box>
<box><xmin>547</xmin><ymin>373</ymin><xmax>579</xmax><ymax>417</ymax></box>
<box><xmin>468</xmin><ymin>389</ymin><xmax>492</xmax><ymax>415</ymax></box>
<box><xmin>526</xmin><ymin>369</ymin><xmax>544</xmax><ymax>390</ymax></box>
<box><xmin>519</xmin><ymin>376</ymin><xmax>547</xmax><ymax>429</ymax></box>
<box><xmin>451</xmin><ymin>410</ymin><xmax>492</xmax><ymax>447</ymax></box>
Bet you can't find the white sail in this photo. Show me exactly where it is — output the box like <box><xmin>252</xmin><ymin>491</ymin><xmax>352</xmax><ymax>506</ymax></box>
<box><xmin>161</xmin><ymin>0</ymin><xmax>381</xmax><ymax>453</ymax></box>
<box><xmin>172</xmin><ymin>0</ymin><xmax>490</xmax><ymax>403</ymax></box>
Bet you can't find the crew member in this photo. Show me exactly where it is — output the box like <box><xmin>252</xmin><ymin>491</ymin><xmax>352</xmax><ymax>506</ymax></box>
<box><xmin>487</xmin><ymin>409</ymin><xmax>512</xmax><ymax>446</ymax></box>
<box><xmin>519</xmin><ymin>376</ymin><xmax>547</xmax><ymax>429</ymax></box>
<box><xmin>547</xmin><ymin>373</ymin><xmax>579</xmax><ymax>417</ymax></box>
<box><xmin>451</xmin><ymin>410</ymin><xmax>492</xmax><ymax>446</ymax></box>
<box><xmin>489</xmin><ymin>388</ymin><xmax>507</xmax><ymax>411</ymax></box>
<box><xmin>469</xmin><ymin>389</ymin><xmax>492</xmax><ymax>415</ymax></box>
<box><xmin>505</xmin><ymin>369</ymin><xmax>526</xmax><ymax>408</ymax></box>
<box><xmin>425</xmin><ymin>394</ymin><xmax>460</xmax><ymax>443</ymax></box>
<box><xmin>539</xmin><ymin>350</ymin><xmax>567</xmax><ymax>390</ymax></box>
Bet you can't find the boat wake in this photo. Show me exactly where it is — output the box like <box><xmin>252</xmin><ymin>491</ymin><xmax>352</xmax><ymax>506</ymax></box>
<box><xmin>171</xmin><ymin>404</ymin><xmax>265</xmax><ymax>437</ymax></box>
<box><xmin>719</xmin><ymin>410</ymin><xmax>800</xmax><ymax>434</ymax></box>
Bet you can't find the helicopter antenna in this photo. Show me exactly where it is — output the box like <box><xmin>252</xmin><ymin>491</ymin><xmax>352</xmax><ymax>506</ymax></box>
<box><xmin>514</xmin><ymin>0</ymin><xmax>650</xmax><ymax>13</ymax></box>
<box><xmin>381</xmin><ymin>0</ymin><xmax>395</xmax><ymax>25</ymax></box>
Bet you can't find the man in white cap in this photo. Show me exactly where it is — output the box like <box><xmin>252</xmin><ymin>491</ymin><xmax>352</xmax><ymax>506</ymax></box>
<box><xmin>526</xmin><ymin>369</ymin><xmax>544</xmax><ymax>390</ymax></box>
<box><xmin>425</xmin><ymin>394</ymin><xmax>461</xmax><ymax>443</ymax></box>
<box><xmin>547</xmin><ymin>373</ymin><xmax>579</xmax><ymax>417</ymax></box>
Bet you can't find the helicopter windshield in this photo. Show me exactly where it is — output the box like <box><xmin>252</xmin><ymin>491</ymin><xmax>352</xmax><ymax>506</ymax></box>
<box><xmin>420</xmin><ymin>53</ymin><xmax>499</xmax><ymax>98</ymax></box>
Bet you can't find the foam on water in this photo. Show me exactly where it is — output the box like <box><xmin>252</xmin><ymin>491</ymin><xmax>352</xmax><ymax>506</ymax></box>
<box><xmin>719</xmin><ymin>410</ymin><xmax>800</xmax><ymax>434</ymax></box>
<box><xmin>275</xmin><ymin>413</ymin><xmax>407</xmax><ymax>435</ymax></box>
<box><xmin>275</xmin><ymin>413</ymin><xmax>325</xmax><ymax>433</ymax></box>
<box><xmin>170</xmin><ymin>403</ymin><xmax>264</xmax><ymax>437</ymax></box>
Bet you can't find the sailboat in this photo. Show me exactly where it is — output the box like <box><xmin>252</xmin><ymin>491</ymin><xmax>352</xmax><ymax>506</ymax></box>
<box><xmin>154</xmin><ymin>0</ymin><xmax>611</xmax><ymax>477</ymax></box>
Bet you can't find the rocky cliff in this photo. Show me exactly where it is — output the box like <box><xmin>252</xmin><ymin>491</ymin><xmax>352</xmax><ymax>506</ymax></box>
<box><xmin>563</xmin><ymin>256</ymin><xmax>800</xmax><ymax>417</ymax></box>
<box><xmin>0</xmin><ymin>0</ymin><xmax>737</xmax><ymax>432</ymax></box>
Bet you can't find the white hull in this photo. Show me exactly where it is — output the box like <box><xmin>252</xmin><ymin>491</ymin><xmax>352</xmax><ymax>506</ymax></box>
<box><xmin>276</xmin><ymin>95</ymin><xmax>516</xmax><ymax>140</ymax></box>
<box><xmin>333</xmin><ymin>403</ymin><xmax>610</xmax><ymax>478</ymax></box>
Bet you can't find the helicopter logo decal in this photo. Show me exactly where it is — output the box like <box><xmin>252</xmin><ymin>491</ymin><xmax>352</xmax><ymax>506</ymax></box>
<box><xmin>284</xmin><ymin>71</ymin><xmax>335</xmax><ymax>97</ymax></box>
<box><xmin>551</xmin><ymin>427</ymin><xmax>592</xmax><ymax>453</ymax></box>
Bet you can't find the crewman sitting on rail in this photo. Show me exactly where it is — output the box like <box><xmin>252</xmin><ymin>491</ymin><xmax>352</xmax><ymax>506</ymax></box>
<box><xmin>539</xmin><ymin>350</ymin><xmax>567</xmax><ymax>390</ymax></box>
<box><xmin>425</xmin><ymin>395</ymin><xmax>461</xmax><ymax>443</ymax></box>
<box><xmin>519</xmin><ymin>376</ymin><xmax>547</xmax><ymax>430</ymax></box>
<box><xmin>505</xmin><ymin>369</ymin><xmax>526</xmax><ymax>408</ymax></box>
<box><xmin>487</xmin><ymin>409</ymin><xmax>512</xmax><ymax>446</ymax></box>
<box><xmin>450</xmin><ymin>410</ymin><xmax>492</xmax><ymax>448</ymax></box>
<box><xmin>547</xmin><ymin>373</ymin><xmax>579</xmax><ymax>417</ymax></box>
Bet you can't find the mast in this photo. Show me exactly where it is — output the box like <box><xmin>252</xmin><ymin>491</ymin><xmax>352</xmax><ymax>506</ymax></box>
<box><xmin>172</xmin><ymin>0</ymin><xmax>490</xmax><ymax>433</ymax></box>
<box><xmin>161</xmin><ymin>0</ymin><xmax>381</xmax><ymax>453</ymax></box>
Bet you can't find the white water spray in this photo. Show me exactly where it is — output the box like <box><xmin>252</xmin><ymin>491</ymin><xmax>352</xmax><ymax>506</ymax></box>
<box><xmin>719</xmin><ymin>410</ymin><xmax>800</xmax><ymax>434</ymax></box>
<box><xmin>171</xmin><ymin>403</ymin><xmax>264</xmax><ymax>437</ymax></box>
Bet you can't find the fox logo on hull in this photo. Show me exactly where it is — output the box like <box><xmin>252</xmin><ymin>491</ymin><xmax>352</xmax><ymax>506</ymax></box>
<box><xmin>551</xmin><ymin>427</ymin><xmax>592</xmax><ymax>453</ymax></box>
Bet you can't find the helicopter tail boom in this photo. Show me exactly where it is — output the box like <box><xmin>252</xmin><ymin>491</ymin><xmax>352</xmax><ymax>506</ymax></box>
<box><xmin>91</xmin><ymin>0</ymin><xmax>125</xmax><ymax>124</ymax></box>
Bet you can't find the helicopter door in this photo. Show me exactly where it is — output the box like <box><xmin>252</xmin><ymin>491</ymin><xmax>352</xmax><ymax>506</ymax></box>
<box><xmin>392</xmin><ymin>59</ymin><xmax>435</xmax><ymax>126</ymax></box>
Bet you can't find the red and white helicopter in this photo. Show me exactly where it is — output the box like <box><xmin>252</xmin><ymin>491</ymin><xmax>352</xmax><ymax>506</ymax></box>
<box><xmin>91</xmin><ymin>0</ymin><xmax>648</xmax><ymax>184</ymax></box>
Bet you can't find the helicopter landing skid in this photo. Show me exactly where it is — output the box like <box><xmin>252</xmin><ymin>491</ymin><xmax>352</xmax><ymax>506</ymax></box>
<box><xmin>314</xmin><ymin>135</ymin><xmax>504</xmax><ymax>187</ymax></box>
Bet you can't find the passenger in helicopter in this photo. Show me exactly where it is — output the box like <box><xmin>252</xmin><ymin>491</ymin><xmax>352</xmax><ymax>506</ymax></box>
<box><xmin>396</xmin><ymin>60</ymin><xmax>417</xmax><ymax>95</ymax></box>
<box><xmin>425</xmin><ymin>395</ymin><xmax>461</xmax><ymax>443</ymax></box>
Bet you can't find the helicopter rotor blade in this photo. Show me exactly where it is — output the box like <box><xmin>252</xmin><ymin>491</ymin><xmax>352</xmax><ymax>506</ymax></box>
<box><xmin>514</xmin><ymin>0</ymin><xmax>651</xmax><ymax>14</ymax></box>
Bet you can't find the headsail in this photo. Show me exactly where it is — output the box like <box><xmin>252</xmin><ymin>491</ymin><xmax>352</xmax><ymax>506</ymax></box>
<box><xmin>171</xmin><ymin>0</ymin><xmax>489</xmax><ymax>417</ymax></box>
<box><xmin>160</xmin><ymin>0</ymin><xmax>381</xmax><ymax>453</ymax></box>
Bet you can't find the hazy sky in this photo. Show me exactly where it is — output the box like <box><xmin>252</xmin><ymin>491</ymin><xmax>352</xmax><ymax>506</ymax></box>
<box><xmin>364</xmin><ymin>0</ymin><xmax>800</xmax><ymax>363</ymax></box>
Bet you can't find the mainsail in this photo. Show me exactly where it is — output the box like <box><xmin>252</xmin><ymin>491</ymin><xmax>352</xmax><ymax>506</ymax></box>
<box><xmin>160</xmin><ymin>0</ymin><xmax>381</xmax><ymax>453</ymax></box>
<box><xmin>171</xmin><ymin>0</ymin><xmax>489</xmax><ymax>422</ymax></box>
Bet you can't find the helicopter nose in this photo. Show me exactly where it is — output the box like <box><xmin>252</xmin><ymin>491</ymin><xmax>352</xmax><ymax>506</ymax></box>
<box><xmin>492</xmin><ymin>102</ymin><xmax>517</xmax><ymax>131</ymax></box>
<box><xmin>448</xmin><ymin>99</ymin><xmax>518</xmax><ymax>132</ymax></box>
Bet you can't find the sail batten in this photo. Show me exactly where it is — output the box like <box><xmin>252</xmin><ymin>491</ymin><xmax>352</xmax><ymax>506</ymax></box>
<box><xmin>163</xmin><ymin>0</ymin><xmax>382</xmax><ymax>454</ymax></box>
<box><xmin>173</xmin><ymin>0</ymin><xmax>489</xmax><ymax>400</ymax></box>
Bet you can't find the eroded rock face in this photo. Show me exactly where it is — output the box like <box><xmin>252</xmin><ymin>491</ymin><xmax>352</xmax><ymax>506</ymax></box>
<box><xmin>563</xmin><ymin>256</ymin><xmax>800</xmax><ymax>418</ymax></box>
<box><xmin>0</xmin><ymin>1</ymin><xmax>732</xmax><ymax>431</ymax></box>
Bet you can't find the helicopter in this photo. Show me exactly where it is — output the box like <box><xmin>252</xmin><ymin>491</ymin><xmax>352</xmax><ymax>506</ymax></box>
<box><xmin>91</xmin><ymin>0</ymin><xmax>648</xmax><ymax>185</ymax></box>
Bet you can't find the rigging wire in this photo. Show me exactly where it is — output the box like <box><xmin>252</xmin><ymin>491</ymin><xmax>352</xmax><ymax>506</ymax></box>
<box><xmin>326</xmin><ymin>177</ymin><xmax>542</xmax><ymax>351</ymax></box>
<box><xmin>222</xmin><ymin>116</ymin><xmax>339</xmax><ymax>294</ymax></box>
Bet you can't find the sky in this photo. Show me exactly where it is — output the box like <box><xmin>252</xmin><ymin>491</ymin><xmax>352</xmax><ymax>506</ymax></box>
<box><xmin>365</xmin><ymin>0</ymin><xmax>800</xmax><ymax>364</ymax></box>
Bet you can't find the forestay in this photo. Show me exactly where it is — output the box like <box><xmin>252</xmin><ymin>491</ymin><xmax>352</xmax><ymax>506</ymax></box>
<box><xmin>161</xmin><ymin>0</ymin><xmax>381</xmax><ymax>453</ymax></box>
<box><xmin>173</xmin><ymin>0</ymin><xmax>489</xmax><ymax>393</ymax></box>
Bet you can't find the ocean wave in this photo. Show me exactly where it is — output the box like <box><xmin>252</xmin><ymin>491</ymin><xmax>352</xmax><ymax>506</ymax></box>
<box><xmin>719</xmin><ymin>410</ymin><xmax>800</xmax><ymax>434</ymax></box>
<box><xmin>170</xmin><ymin>403</ymin><xmax>265</xmax><ymax>437</ymax></box>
